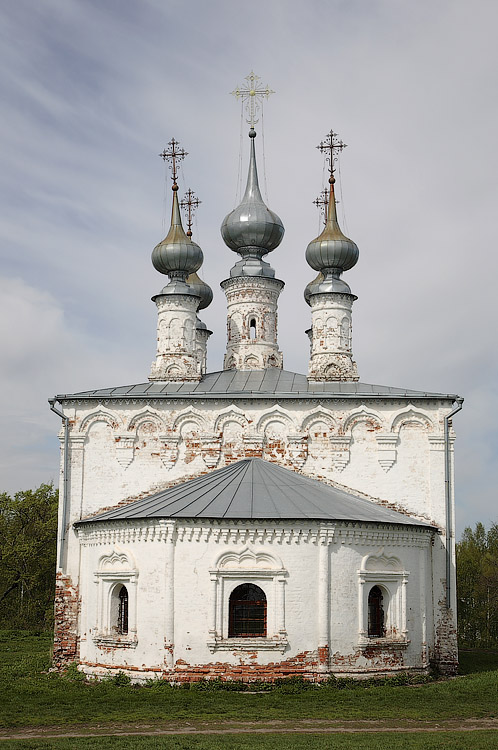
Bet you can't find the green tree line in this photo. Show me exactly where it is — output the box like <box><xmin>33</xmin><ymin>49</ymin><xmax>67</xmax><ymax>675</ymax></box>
<box><xmin>456</xmin><ymin>521</ymin><xmax>498</xmax><ymax>648</ymax></box>
<box><xmin>0</xmin><ymin>484</ymin><xmax>58</xmax><ymax>630</ymax></box>
<box><xmin>0</xmin><ymin>483</ymin><xmax>497</xmax><ymax>647</ymax></box>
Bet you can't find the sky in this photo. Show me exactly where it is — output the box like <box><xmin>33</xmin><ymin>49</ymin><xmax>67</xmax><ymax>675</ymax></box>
<box><xmin>1</xmin><ymin>0</ymin><xmax>497</xmax><ymax>534</ymax></box>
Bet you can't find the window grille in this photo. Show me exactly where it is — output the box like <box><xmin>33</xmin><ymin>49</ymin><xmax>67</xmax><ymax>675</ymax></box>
<box><xmin>368</xmin><ymin>585</ymin><xmax>384</xmax><ymax>637</ymax></box>
<box><xmin>118</xmin><ymin>585</ymin><xmax>129</xmax><ymax>634</ymax></box>
<box><xmin>229</xmin><ymin>583</ymin><xmax>267</xmax><ymax>637</ymax></box>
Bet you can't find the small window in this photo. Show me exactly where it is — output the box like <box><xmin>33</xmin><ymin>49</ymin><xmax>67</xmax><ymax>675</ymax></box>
<box><xmin>118</xmin><ymin>585</ymin><xmax>129</xmax><ymax>634</ymax></box>
<box><xmin>368</xmin><ymin>585</ymin><xmax>384</xmax><ymax>637</ymax></box>
<box><xmin>229</xmin><ymin>583</ymin><xmax>266</xmax><ymax>637</ymax></box>
<box><xmin>249</xmin><ymin>318</ymin><xmax>257</xmax><ymax>339</ymax></box>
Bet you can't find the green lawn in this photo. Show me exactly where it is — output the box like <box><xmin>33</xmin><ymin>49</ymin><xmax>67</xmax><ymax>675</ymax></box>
<box><xmin>1</xmin><ymin>734</ymin><xmax>498</xmax><ymax>750</ymax></box>
<box><xmin>0</xmin><ymin>632</ymin><xmax>497</xmax><ymax>730</ymax></box>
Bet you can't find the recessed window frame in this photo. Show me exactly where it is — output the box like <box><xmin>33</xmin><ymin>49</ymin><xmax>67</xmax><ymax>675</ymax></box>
<box><xmin>357</xmin><ymin>566</ymin><xmax>409</xmax><ymax>649</ymax></box>
<box><xmin>207</xmin><ymin>549</ymin><xmax>288</xmax><ymax>653</ymax></box>
<box><xmin>93</xmin><ymin>551</ymin><xmax>138</xmax><ymax>649</ymax></box>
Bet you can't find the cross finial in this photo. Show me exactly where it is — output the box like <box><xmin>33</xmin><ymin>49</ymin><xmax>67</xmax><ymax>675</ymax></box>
<box><xmin>180</xmin><ymin>189</ymin><xmax>201</xmax><ymax>237</ymax></box>
<box><xmin>317</xmin><ymin>129</ymin><xmax>347</xmax><ymax>177</ymax></box>
<box><xmin>313</xmin><ymin>189</ymin><xmax>329</xmax><ymax>225</ymax></box>
<box><xmin>231</xmin><ymin>71</ymin><xmax>274</xmax><ymax>129</ymax></box>
<box><xmin>159</xmin><ymin>137</ymin><xmax>188</xmax><ymax>185</ymax></box>
<box><xmin>314</xmin><ymin>187</ymin><xmax>339</xmax><ymax>225</ymax></box>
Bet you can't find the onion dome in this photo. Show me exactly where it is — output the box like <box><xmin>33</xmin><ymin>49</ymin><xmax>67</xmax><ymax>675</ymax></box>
<box><xmin>304</xmin><ymin>271</ymin><xmax>353</xmax><ymax>305</ymax></box>
<box><xmin>221</xmin><ymin>129</ymin><xmax>284</xmax><ymax>272</ymax></box>
<box><xmin>305</xmin><ymin>176</ymin><xmax>359</xmax><ymax>276</ymax></box>
<box><xmin>186</xmin><ymin>271</ymin><xmax>213</xmax><ymax>311</ymax></box>
<box><xmin>304</xmin><ymin>272</ymin><xmax>323</xmax><ymax>305</ymax></box>
<box><xmin>152</xmin><ymin>184</ymin><xmax>203</xmax><ymax>283</ymax></box>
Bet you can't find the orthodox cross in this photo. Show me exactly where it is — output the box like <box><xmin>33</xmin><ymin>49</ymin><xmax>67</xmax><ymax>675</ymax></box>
<box><xmin>317</xmin><ymin>129</ymin><xmax>347</xmax><ymax>176</ymax></box>
<box><xmin>159</xmin><ymin>137</ymin><xmax>188</xmax><ymax>185</ymax></box>
<box><xmin>180</xmin><ymin>189</ymin><xmax>201</xmax><ymax>237</ymax></box>
<box><xmin>313</xmin><ymin>189</ymin><xmax>329</xmax><ymax>225</ymax></box>
<box><xmin>314</xmin><ymin>188</ymin><xmax>339</xmax><ymax>224</ymax></box>
<box><xmin>231</xmin><ymin>71</ymin><xmax>275</xmax><ymax>128</ymax></box>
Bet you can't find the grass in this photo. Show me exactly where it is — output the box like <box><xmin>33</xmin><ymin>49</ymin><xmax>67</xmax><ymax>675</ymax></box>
<box><xmin>1</xmin><ymin>734</ymin><xmax>498</xmax><ymax>750</ymax></box>
<box><xmin>0</xmin><ymin>632</ymin><xmax>497</xmax><ymax>730</ymax></box>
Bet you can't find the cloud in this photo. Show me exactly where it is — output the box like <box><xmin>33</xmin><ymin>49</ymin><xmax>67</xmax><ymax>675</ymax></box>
<box><xmin>0</xmin><ymin>0</ymin><xmax>496</xmax><ymax>534</ymax></box>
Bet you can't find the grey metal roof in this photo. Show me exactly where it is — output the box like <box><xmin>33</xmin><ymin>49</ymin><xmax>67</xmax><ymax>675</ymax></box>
<box><xmin>77</xmin><ymin>458</ymin><xmax>434</xmax><ymax>527</ymax></box>
<box><xmin>55</xmin><ymin>369</ymin><xmax>457</xmax><ymax>402</ymax></box>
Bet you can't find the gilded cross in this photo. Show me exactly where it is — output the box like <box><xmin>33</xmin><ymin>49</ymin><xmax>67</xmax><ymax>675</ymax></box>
<box><xmin>159</xmin><ymin>137</ymin><xmax>188</xmax><ymax>184</ymax></box>
<box><xmin>180</xmin><ymin>189</ymin><xmax>201</xmax><ymax>237</ymax></box>
<box><xmin>231</xmin><ymin>71</ymin><xmax>275</xmax><ymax>128</ymax></box>
<box><xmin>317</xmin><ymin>130</ymin><xmax>347</xmax><ymax>176</ymax></box>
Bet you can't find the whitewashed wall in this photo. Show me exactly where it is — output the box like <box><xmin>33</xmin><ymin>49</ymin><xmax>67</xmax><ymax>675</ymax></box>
<box><xmin>75</xmin><ymin>519</ymin><xmax>435</xmax><ymax>680</ymax></box>
<box><xmin>53</xmin><ymin>393</ymin><xmax>457</xmax><ymax>677</ymax></box>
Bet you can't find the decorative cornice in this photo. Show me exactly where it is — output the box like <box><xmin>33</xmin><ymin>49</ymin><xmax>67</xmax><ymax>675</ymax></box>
<box><xmin>75</xmin><ymin>518</ymin><xmax>431</xmax><ymax>547</ymax></box>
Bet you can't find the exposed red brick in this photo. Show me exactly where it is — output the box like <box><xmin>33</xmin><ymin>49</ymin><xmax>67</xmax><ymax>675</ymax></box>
<box><xmin>52</xmin><ymin>573</ymin><xmax>79</xmax><ymax>670</ymax></box>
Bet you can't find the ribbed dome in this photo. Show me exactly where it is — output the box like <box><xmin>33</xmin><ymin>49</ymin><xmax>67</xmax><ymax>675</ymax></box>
<box><xmin>304</xmin><ymin>272</ymin><xmax>323</xmax><ymax>305</ymax></box>
<box><xmin>221</xmin><ymin>129</ymin><xmax>284</xmax><ymax>258</ymax></box>
<box><xmin>186</xmin><ymin>271</ymin><xmax>213</xmax><ymax>311</ymax></box>
<box><xmin>304</xmin><ymin>271</ymin><xmax>353</xmax><ymax>305</ymax></box>
<box><xmin>305</xmin><ymin>179</ymin><xmax>358</xmax><ymax>274</ymax></box>
<box><xmin>152</xmin><ymin>186</ymin><xmax>203</xmax><ymax>278</ymax></box>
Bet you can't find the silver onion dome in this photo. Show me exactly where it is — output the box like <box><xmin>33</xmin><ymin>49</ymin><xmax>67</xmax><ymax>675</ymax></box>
<box><xmin>304</xmin><ymin>271</ymin><xmax>353</xmax><ymax>305</ymax></box>
<box><xmin>186</xmin><ymin>271</ymin><xmax>213</xmax><ymax>311</ymax></box>
<box><xmin>305</xmin><ymin>177</ymin><xmax>359</xmax><ymax>275</ymax></box>
<box><xmin>221</xmin><ymin>129</ymin><xmax>284</xmax><ymax>264</ymax></box>
<box><xmin>304</xmin><ymin>272</ymin><xmax>323</xmax><ymax>305</ymax></box>
<box><xmin>152</xmin><ymin>185</ymin><xmax>203</xmax><ymax>280</ymax></box>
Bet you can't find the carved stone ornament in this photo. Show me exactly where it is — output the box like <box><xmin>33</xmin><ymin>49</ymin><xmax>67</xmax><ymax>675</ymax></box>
<box><xmin>375</xmin><ymin>434</ymin><xmax>399</xmax><ymax>472</ymax></box>
<box><xmin>243</xmin><ymin>433</ymin><xmax>264</xmax><ymax>458</ymax></box>
<box><xmin>287</xmin><ymin>434</ymin><xmax>308</xmax><ymax>469</ymax></box>
<box><xmin>114</xmin><ymin>435</ymin><xmax>135</xmax><ymax>468</ymax></box>
<box><xmin>68</xmin><ymin>434</ymin><xmax>87</xmax><ymax>450</ymax></box>
<box><xmin>200</xmin><ymin>433</ymin><xmax>222</xmax><ymax>468</ymax></box>
<box><xmin>328</xmin><ymin>436</ymin><xmax>352</xmax><ymax>472</ymax></box>
<box><xmin>158</xmin><ymin>434</ymin><xmax>180</xmax><ymax>469</ymax></box>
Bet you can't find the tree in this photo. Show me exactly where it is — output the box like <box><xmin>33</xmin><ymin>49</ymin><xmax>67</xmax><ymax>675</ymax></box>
<box><xmin>457</xmin><ymin>522</ymin><xmax>498</xmax><ymax>648</ymax></box>
<box><xmin>0</xmin><ymin>484</ymin><xmax>58</xmax><ymax>630</ymax></box>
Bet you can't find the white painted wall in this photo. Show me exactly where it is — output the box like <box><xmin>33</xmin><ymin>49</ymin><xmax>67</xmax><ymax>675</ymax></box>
<box><xmin>54</xmin><ymin>392</ymin><xmax>457</xmax><ymax>678</ymax></box>
<box><xmin>75</xmin><ymin>519</ymin><xmax>435</xmax><ymax>680</ymax></box>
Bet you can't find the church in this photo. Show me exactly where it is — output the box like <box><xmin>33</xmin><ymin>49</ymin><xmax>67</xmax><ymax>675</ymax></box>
<box><xmin>49</xmin><ymin>80</ymin><xmax>463</xmax><ymax>681</ymax></box>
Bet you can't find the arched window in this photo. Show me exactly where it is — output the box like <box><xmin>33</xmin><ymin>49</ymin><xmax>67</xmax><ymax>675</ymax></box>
<box><xmin>368</xmin><ymin>585</ymin><xmax>384</xmax><ymax>637</ymax></box>
<box><xmin>118</xmin><ymin>585</ymin><xmax>129</xmax><ymax>634</ymax></box>
<box><xmin>229</xmin><ymin>583</ymin><xmax>266</xmax><ymax>637</ymax></box>
<box><xmin>249</xmin><ymin>318</ymin><xmax>257</xmax><ymax>339</ymax></box>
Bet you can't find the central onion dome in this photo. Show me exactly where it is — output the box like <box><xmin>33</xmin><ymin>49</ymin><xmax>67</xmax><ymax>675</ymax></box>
<box><xmin>152</xmin><ymin>184</ymin><xmax>203</xmax><ymax>295</ymax></box>
<box><xmin>221</xmin><ymin>129</ymin><xmax>284</xmax><ymax>276</ymax></box>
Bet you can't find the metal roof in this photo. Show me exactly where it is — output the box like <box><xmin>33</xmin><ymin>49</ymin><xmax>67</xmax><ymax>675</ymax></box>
<box><xmin>55</xmin><ymin>369</ymin><xmax>457</xmax><ymax>402</ymax></box>
<box><xmin>77</xmin><ymin>458</ymin><xmax>434</xmax><ymax>527</ymax></box>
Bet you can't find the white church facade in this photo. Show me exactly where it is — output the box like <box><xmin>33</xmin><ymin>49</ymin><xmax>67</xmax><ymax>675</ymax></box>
<box><xmin>49</xmin><ymin>106</ymin><xmax>463</xmax><ymax>681</ymax></box>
